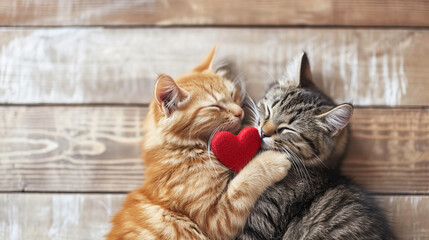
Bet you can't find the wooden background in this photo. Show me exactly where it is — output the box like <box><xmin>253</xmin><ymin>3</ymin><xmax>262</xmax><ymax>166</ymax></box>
<box><xmin>0</xmin><ymin>0</ymin><xmax>428</xmax><ymax>239</ymax></box>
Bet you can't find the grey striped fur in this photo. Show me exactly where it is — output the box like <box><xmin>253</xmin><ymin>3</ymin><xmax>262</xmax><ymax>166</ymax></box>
<box><xmin>236</xmin><ymin>53</ymin><xmax>396</xmax><ymax>240</ymax></box>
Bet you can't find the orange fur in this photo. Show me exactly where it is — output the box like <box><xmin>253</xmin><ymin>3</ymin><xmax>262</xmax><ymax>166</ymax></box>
<box><xmin>107</xmin><ymin>48</ymin><xmax>291</xmax><ymax>240</ymax></box>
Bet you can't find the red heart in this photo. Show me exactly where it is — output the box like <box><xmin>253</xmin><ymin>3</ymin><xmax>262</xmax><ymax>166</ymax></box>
<box><xmin>210</xmin><ymin>127</ymin><xmax>261</xmax><ymax>172</ymax></box>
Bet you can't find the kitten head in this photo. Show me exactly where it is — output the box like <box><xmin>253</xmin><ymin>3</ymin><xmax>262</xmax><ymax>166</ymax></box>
<box><xmin>257</xmin><ymin>53</ymin><xmax>353</xmax><ymax>168</ymax></box>
<box><xmin>145</xmin><ymin>47</ymin><xmax>244</xmax><ymax>147</ymax></box>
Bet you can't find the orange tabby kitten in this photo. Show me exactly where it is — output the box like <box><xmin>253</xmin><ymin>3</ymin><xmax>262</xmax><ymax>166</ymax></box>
<box><xmin>107</xmin><ymin>47</ymin><xmax>291</xmax><ymax>240</ymax></box>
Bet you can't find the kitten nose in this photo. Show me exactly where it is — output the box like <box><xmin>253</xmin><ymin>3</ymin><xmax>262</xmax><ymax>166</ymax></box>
<box><xmin>261</xmin><ymin>121</ymin><xmax>275</xmax><ymax>138</ymax></box>
<box><xmin>261</xmin><ymin>130</ymin><xmax>270</xmax><ymax>138</ymax></box>
<box><xmin>234</xmin><ymin>109</ymin><xmax>243</xmax><ymax>119</ymax></box>
<box><xmin>229</xmin><ymin>104</ymin><xmax>243</xmax><ymax>119</ymax></box>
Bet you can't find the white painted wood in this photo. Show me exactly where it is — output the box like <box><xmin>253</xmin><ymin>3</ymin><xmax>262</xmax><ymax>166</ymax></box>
<box><xmin>0</xmin><ymin>193</ymin><xmax>124</xmax><ymax>240</ymax></box>
<box><xmin>0</xmin><ymin>194</ymin><xmax>426</xmax><ymax>240</ymax></box>
<box><xmin>0</xmin><ymin>28</ymin><xmax>427</xmax><ymax>106</ymax></box>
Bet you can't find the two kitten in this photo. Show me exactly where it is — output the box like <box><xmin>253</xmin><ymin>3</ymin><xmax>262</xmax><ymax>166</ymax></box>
<box><xmin>108</xmin><ymin>48</ymin><xmax>395</xmax><ymax>239</ymax></box>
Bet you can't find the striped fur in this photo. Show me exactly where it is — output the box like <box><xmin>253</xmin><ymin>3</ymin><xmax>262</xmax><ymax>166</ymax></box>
<box><xmin>237</xmin><ymin>53</ymin><xmax>396</xmax><ymax>240</ymax></box>
<box><xmin>107</xmin><ymin>47</ymin><xmax>292</xmax><ymax>240</ymax></box>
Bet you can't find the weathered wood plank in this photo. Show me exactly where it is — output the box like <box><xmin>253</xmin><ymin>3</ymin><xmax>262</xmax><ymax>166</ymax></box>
<box><xmin>343</xmin><ymin>108</ymin><xmax>429</xmax><ymax>194</ymax></box>
<box><xmin>0</xmin><ymin>0</ymin><xmax>428</xmax><ymax>27</ymax></box>
<box><xmin>0</xmin><ymin>106</ymin><xmax>146</xmax><ymax>192</ymax></box>
<box><xmin>0</xmin><ymin>194</ymin><xmax>426</xmax><ymax>240</ymax></box>
<box><xmin>0</xmin><ymin>193</ymin><xmax>124</xmax><ymax>240</ymax></box>
<box><xmin>1</xmin><ymin>106</ymin><xmax>428</xmax><ymax>194</ymax></box>
<box><xmin>0</xmin><ymin>28</ymin><xmax>428</xmax><ymax>106</ymax></box>
<box><xmin>375</xmin><ymin>196</ymin><xmax>429</xmax><ymax>240</ymax></box>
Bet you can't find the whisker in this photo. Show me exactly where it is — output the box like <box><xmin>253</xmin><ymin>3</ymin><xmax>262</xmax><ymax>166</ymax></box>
<box><xmin>207</xmin><ymin>123</ymin><xmax>230</xmax><ymax>176</ymax></box>
<box><xmin>298</xmin><ymin>157</ymin><xmax>312</xmax><ymax>188</ymax></box>
<box><xmin>244</xmin><ymin>97</ymin><xmax>259</xmax><ymax>116</ymax></box>
<box><xmin>281</xmin><ymin>147</ymin><xmax>313</xmax><ymax>190</ymax></box>
<box><xmin>242</xmin><ymin>95</ymin><xmax>260</xmax><ymax>127</ymax></box>
<box><xmin>313</xmin><ymin>153</ymin><xmax>328</xmax><ymax>169</ymax></box>
<box><xmin>188</xmin><ymin>123</ymin><xmax>197</xmax><ymax>142</ymax></box>
<box><xmin>280</xmin><ymin>147</ymin><xmax>303</xmax><ymax>180</ymax></box>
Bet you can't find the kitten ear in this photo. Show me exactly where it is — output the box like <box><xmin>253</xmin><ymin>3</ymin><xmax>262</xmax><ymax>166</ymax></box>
<box><xmin>281</xmin><ymin>52</ymin><xmax>315</xmax><ymax>88</ymax></box>
<box><xmin>317</xmin><ymin>104</ymin><xmax>353</xmax><ymax>136</ymax></box>
<box><xmin>298</xmin><ymin>52</ymin><xmax>314</xmax><ymax>88</ymax></box>
<box><xmin>193</xmin><ymin>45</ymin><xmax>217</xmax><ymax>72</ymax></box>
<box><xmin>154</xmin><ymin>74</ymin><xmax>188</xmax><ymax>116</ymax></box>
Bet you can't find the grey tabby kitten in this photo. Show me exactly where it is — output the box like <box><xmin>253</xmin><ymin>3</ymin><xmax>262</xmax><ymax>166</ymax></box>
<box><xmin>236</xmin><ymin>53</ymin><xmax>396</xmax><ymax>240</ymax></box>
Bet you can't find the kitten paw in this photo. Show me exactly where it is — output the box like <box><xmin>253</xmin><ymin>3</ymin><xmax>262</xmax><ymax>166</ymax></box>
<box><xmin>256</xmin><ymin>150</ymin><xmax>292</xmax><ymax>183</ymax></box>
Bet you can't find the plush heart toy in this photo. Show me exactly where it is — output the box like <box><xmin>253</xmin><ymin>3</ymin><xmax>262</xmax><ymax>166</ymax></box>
<box><xmin>210</xmin><ymin>127</ymin><xmax>261</xmax><ymax>172</ymax></box>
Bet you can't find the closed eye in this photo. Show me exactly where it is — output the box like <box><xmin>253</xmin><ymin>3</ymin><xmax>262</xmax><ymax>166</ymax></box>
<box><xmin>277</xmin><ymin>127</ymin><xmax>295</xmax><ymax>134</ymax></box>
<box><xmin>205</xmin><ymin>105</ymin><xmax>221</xmax><ymax>111</ymax></box>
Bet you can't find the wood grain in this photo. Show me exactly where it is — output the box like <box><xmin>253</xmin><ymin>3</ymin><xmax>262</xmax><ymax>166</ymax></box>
<box><xmin>343</xmin><ymin>108</ymin><xmax>429</xmax><ymax>194</ymax></box>
<box><xmin>0</xmin><ymin>28</ymin><xmax>428</xmax><ymax>106</ymax></box>
<box><xmin>0</xmin><ymin>0</ymin><xmax>428</xmax><ymax>27</ymax></box>
<box><xmin>1</xmin><ymin>106</ymin><xmax>427</xmax><ymax>194</ymax></box>
<box><xmin>0</xmin><ymin>193</ymin><xmax>426</xmax><ymax>240</ymax></box>
<box><xmin>375</xmin><ymin>196</ymin><xmax>429</xmax><ymax>240</ymax></box>
<box><xmin>0</xmin><ymin>193</ymin><xmax>124</xmax><ymax>240</ymax></box>
<box><xmin>0</xmin><ymin>106</ymin><xmax>146</xmax><ymax>192</ymax></box>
